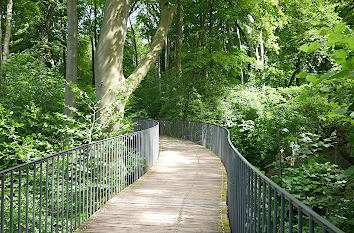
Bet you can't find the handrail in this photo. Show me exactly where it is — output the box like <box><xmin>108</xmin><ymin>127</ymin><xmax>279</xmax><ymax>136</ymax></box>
<box><xmin>0</xmin><ymin>120</ymin><xmax>159</xmax><ymax>233</ymax></box>
<box><xmin>159</xmin><ymin>119</ymin><xmax>344</xmax><ymax>233</ymax></box>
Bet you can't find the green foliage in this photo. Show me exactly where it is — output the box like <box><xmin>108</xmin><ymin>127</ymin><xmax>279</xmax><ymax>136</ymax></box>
<box><xmin>274</xmin><ymin>162</ymin><xmax>353</xmax><ymax>232</ymax></box>
<box><xmin>1</xmin><ymin>53</ymin><xmax>64</xmax><ymax>114</ymax></box>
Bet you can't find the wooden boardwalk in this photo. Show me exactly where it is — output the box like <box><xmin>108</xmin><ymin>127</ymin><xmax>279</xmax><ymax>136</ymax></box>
<box><xmin>76</xmin><ymin>136</ymin><xmax>230</xmax><ymax>232</ymax></box>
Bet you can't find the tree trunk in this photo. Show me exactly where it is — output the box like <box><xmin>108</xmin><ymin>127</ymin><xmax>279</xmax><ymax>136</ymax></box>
<box><xmin>164</xmin><ymin>37</ymin><xmax>168</xmax><ymax>71</ymax></box>
<box><xmin>287</xmin><ymin>59</ymin><xmax>300</xmax><ymax>87</ymax></box>
<box><xmin>95</xmin><ymin>0</ymin><xmax>176</xmax><ymax>127</ymax></box>
<box><xmin>90</xmin><ymin>35</ymin><xmax>95</xmax><ymax>86</ymax></box>
<box><xmin>236</xmin><ymin>20</ymin><xmax>245</xmax><ymax>86</ymax></box>
<box><xmin>3</xmin><ymin>0</ymin><xmax>13</xmax><ymax>63</ymax></box>
<box><xmin>182</xmin><ymin>0</ymin><xmax>211</xmax><ymax>120</ymax></box>
<box><xmin>175</xmin><ymin>0</ymin><xmax>183</xmax><ymax>77</ymax></box>
<box><xmin>64</xmin><ymin>0</ymin><xmax>78</xmax><ymax>117</ymax></box>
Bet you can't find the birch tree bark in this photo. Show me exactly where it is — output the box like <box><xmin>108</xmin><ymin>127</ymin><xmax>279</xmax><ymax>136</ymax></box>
<box><xmin>64</xmin><ymin>0</ymin><xmax>78</xmax><ymax>117</ymax></box>
<box><xmin>95</xmin><ymin>0</ymin><xmax>175</xmax><ymax>127</ymax></box>
<box><xmin>3</xmin><ymin>0</ymin><xmax>13</xmax><ymax>64</ymax></box>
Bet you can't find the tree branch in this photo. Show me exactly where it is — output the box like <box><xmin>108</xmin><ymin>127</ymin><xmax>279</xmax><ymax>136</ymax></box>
<box><xmin>126</xmin><ymin>0</ymin><xmax>176</xmax><ymax>95</ymax></box>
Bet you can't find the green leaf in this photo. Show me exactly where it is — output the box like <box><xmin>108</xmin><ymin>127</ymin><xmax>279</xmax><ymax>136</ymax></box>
<box><xmin>308</xmin><ymin>158</ymin><xmax>316</xmax><ymax>165</ymax></box>
<box><xmin>334</xmin><ymin>108</ymin><xmax>347</xmax><ymax>115</ymax></box>
<box><xmin>326</xmin><ymin>32</ymin><xmax>340</xmax><ymax>47</ymax></box>
<box><xmin>345</xmin><ymin>36</ymin><xmax>354</xmax><ymax>50</ymax></box>
<box><xmin>285</xmin><ymin>136</ymin><xmax>297</xmax><ymax>141</ymax></box>
<box><xmin>308</xmin><ymin>41</ymin><xmax>320</xmax><ymax>52</ymax></box>
<box><xmin>334</xmin><ymin>49</ymin><xmax>348</xmax><ymax>58</ymax></box>
<box><xmin>334</xmin><ymin>23</ymin><xmax>346</xmax><ymax>34</ymax></box>
<box><xmin>320</xmin><ymin>27</ymin><xmax>331</xmax><ymax>36</ymax></box>
<box><xmin>298</xmin><ymin>71</ymin><xmax>307</xmax><ymax>79</ymax></box>
<box><xmin>310</xmin><ymin>21</ymin><xmax>321</xmax><ymax>26</ymax></box>
<box><xmin>299</xmin><ymin>44</ymin><xmax>309</xmax><ymax>52</ymax></box>
<box><xmin>306</xmin><ymin>75</ymin><xmax>317</xmax><ymax>83</ymax></box>
<box><xmin>343</xmin><ymin>166</ymin><xmax>354</xmax><ymax>176</ymax></box>
<box><xmin>322</xmin><ymin>71</ymin><xmax>337</xmax><ymax>78</ymax></box>
<box><xmin>320</xmin><ymin>87</ymin><xmax>330</xmax><ymax>92</ymax></box>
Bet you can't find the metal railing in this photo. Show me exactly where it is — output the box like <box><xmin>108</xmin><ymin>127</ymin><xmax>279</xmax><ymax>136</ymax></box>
<box><xmin>0</xmin><ymin>120</ymin><xmax>159</xmax><ymax>233</ymax></box>
<box><xmin>159</xmin><ymin>120</ymin><xmax>344</xmax><ymax>233</ymax></box>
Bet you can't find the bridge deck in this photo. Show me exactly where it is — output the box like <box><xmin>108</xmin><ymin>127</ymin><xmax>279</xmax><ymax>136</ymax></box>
<box><xmin>76</xmin><ymin>136</ymin><xmax>230</xmax><ymax>232</ymax></box>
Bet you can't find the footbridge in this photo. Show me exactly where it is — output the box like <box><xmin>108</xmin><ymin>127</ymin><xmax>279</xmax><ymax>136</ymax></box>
<box><xmin>0</xmin><ymin>119</ymin><xmax>344</xmax><ymax>232</ymax></box>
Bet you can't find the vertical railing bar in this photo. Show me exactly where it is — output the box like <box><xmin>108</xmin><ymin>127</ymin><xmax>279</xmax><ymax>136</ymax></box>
<box><xmin>0</xmin><ymin>175</ymin><xmax>4</xmax><ymax>233</ymax></box>
<box><xmin>127</xmin><ymin>136</ymin><xmax>130</xmax><ymax>187</ymax></box>
<box><xmin>82</xmin><ymin>147</ymin><xmax>86</xmax><ymax>223</ymax></box>
<box><xmin>32</xmin><ymin>165</ymin><xmax>37</xmax><ymax>233</ymax></box>
<box><xmin>262</xmin><ymin>182</ymin><xmax>266</xmax><ymax>233</ymax></box>
<box><xmin>257</xmin><ymin>176</ymin><xmax>261</xmax><ymax>233</ymax></box>
<box><xmin>118</xmin><ymin>137</ymin><xmax>121</xmax><ymax>193</ymax></box>
<box><xmin>95</xmin><ymin>143</ymin><xmax>98</xmax><ymax>211</ymax></box>
<box><xmin>78</xmin><ymin>147</ymin><xmax>82</xmax><ymax>226</ymax></box>
<box><xmin>108</xmin><ymin>140</ymin><xmax>110</xmax><ymax>200</ymax></box>
<box><xmin>50</xmin><ymin>158</ymin><xmax>55</xmax><ymax>233</ymax></box>
<box><xmin>9</xmin><ymin>172</ymin><xmax>14</xmax><ymax>233</ymax></box>
<box><xmin>70</xmin><ymin>150</ymin><xmax>74</xmax><ymax>232</ymax></box>
<box><xmin>280</xmin><ymin>194</ymin><xmax>285</xmax><ymax>233</ymax></box>
<box><xmin>104</xmin><ymin>140</ymin><xmax>107</xmax><ymax>203</ymax></box>
<box><xmin>65</xmin><ymin>152</ymin><xmax>69</xmax><ymax>233</ymax></box>
<box><xmin>111</xmin><ymin>139</ymin><xmax>114</xmax><ymax>196</ymax></box>
<box><xmin>123</xmin><ymin>136</ymin><xmax>126</xmax><ymax>190</ymax></box>
<box><xmin>253</xmin><ymin>173</ymin><xmax>257</xmax><ymax>233</ymax></box>
<box><xmin>289</xmin><ymin>201</ymin><xmax>293</xmax><ymax>233</ymax></box>
<box><xmin>75</xmin><ymin>150</ymin><xmax>78</xmax><ymax>230</ymax></box>
<box><xmin>64</xmin><ymin>152</ymin><xmax>68</xmax><ymax>232</ymax></box>
<box><xmin>115</xmin><ymin>138</ymin><xmax>117</xmax><ymax>192</ymax></box>
<box><xmin>95</xmin><ymin>143</ymin><xmax>99</xmax><ymax>210</ymax></box>
<box><xmin>56</xmin><ymin>155</ymin><xmax>60</xmax><ymax>232</ymax></box>
<box><xmin>100</xmin><ymin>143</ymin><xmax>104</xmax><ymax>206</ymax></box>
<box><xmin>25</xmin><ymin>167</ymin><xmax>29</xmax><ymax>233</ymax></box>
<box><xmin>86</xmin><ymin>146</ymin><xmax>89</xmax><ymax>220</ymax></box>
<box><xmin>273</xmin><ymin>189</ymin><xmax>277</xmax><ymax>233</ymax></box>
<box><xmin>18</xmin><ymin>169</ymin><xmax>22</xmax><ymax>233</ymax></box>
<box><xmin>251</xmin><ymin>170</ymin><xmax>254</xmax><ymax>232</ymax></box>
<box><xmin>108</xmin><ymin>140</ymin><xmax>111</xmax><ymax>199</ymax></box>
<box><xmin>298</xmin><ymin>207</ymin><xmax>302</xmax><ymax>233</ymax></box>
<box><xmin>135</xmin><ymin>134</ymin><xmax>138</xmax><ymax>182</ymax></box>
<box><xmin>89</xmin><ymin>145</ymin><xmax>93</xmax><ymax>217</ymax></box>
<box><xmin>267</xmin><ymin>185</ymin><xmax>271</xmax><ymax>233</ymax></box>
<box><xmin>309</xmin><ymin>215</ymin><xmax>314</xmax><ymax>233</ymax></box>
<box><xmin>38</xmin><ymin>163</ymin><xmax>43</xmax><ymax>233</ymax></box>
<box><xmin>99</xmin><ymin>142</ymin><xmax>101</xmax><ymax>205</ymax></box>
<box><xmin>130</xmin><ymin>136</ymin><xmax>133</xmax><ymax>185</ymax></box>
<box><xmin>114</xmin><ymin>138</ymin><xmax>117</xmax><ymax>195</ymax></box>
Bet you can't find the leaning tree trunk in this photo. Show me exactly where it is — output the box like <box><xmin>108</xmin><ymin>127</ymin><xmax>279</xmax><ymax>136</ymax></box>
<box><xmin>95</xmin><ymin>0</ymin><xmax>175</xmax><ymax>128</ymax></box>
<box><xmin>64</xmin><ymin>0</ymin><xmax>78</xmax><ymax>117</ymax></box>
<box><xmin>3</xmin><ymin>0</ymin><xmax>13</xmax><ymax>64</ymax></box>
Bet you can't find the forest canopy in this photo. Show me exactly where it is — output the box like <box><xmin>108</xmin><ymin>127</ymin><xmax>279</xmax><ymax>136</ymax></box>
<box><xmin>0</xmin><ymin>0</ymin><xmax>353</xmax><ymax>231</ymax></box>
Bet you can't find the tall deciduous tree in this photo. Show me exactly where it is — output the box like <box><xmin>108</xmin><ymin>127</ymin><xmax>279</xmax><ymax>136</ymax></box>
<box><xmin>3</xmin><ymin>0</ymin><xmax>13</xmax><ymax>64</ymax></box>
<box><xmin>95</xmin><ymin>0</ymin><xmax>175</xmax><ymax>127</ymax></box>
<box><xmin>64</xmin><ymin>0</ymin><xmax>78</xmax><ymax>117</ymax></box>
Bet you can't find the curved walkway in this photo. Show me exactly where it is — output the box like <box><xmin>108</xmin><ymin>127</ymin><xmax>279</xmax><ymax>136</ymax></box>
<box><xmin>76</xmin><ymin>136</ymin><xmax>230</xmax><ymax>232</ymax></box>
